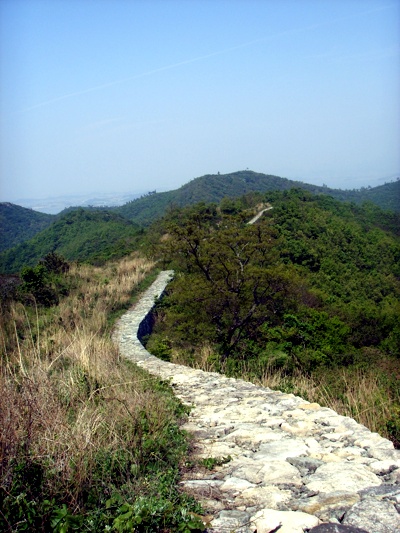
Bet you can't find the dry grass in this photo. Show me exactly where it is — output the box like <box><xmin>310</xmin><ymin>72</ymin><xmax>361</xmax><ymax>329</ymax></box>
<box><xmin>0</xmin><ymin>253</ymin><xmax>170</xmax><ymax>509</ymax></box>
<box><xmin>168</xmin><ymin>341</ymin><xmax>218</xmax><ymax>373</ymax></box>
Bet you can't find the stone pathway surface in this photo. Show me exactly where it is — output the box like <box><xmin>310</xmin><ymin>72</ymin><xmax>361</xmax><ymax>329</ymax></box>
<box><xmin>246</xmin><ymin>206</ymin><xmax>273</xmax><ymax>225</ymax></box>
<box><xmin>112</xmin><ymin>271</ymin><xmax>400</xmax><ymax>533</ymax></box>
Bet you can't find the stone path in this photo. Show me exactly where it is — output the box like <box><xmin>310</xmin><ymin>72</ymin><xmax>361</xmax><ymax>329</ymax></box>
<box><xmin>112</xmin><ymin>271</ymin><xmax>400</xmax><ymax>533</ymax></box>
<box><xmin>246</xmin><ymin>206</ymin><xmax>273</xmax><ymax>225</ymax></box>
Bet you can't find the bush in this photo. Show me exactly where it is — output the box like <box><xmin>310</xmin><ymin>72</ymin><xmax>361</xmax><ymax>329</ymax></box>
<box><xmin>19</xmin><ymin>264</ymin><xmax>59</xmax><ymax>306</ymax></box>
<box><xmin>39</xmin><ymin>252</ymin><xmax>70</xmax><ymax>274</ymax></box>
<box><xmin>18</xmin><ymin>254</ymin><xmax>71</xmax><ymax>307</ymax></box>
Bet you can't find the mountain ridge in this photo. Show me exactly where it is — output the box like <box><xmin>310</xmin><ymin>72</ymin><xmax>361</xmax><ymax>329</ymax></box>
<box><xmin>115</xmin><ymin>171</ymin><xmax>400</xmax><ymax>225</ymax></box>
<box><xmin>1</xmin><ymin>171</ymin><xmax>399</xmax><ymax>264</ymax></box>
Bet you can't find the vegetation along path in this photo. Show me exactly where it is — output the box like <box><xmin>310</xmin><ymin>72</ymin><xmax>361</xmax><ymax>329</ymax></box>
<box><xmin>112</xmin><ymin>271</ymin><xmax>400</xmax><ymax>533</ymax></box>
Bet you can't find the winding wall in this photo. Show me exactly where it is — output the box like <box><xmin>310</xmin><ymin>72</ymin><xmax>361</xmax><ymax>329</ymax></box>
<box><xmin>112</xmin><ymin>271</ymin><xmax>400</xmax><ymax>533</ymax></box>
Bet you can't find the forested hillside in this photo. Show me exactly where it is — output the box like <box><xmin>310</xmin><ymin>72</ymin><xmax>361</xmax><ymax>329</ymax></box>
<box><xmin>330</xmin><ymin>179</ymin><xmax>400</xmax><ymax>212</ymax></box>
<box><xmin>0</xmin><ymin>202</ymin><xmax>55</xmax><ymax>251</ymax></box>
<box><xmin>115</xmin><ymin>190</ymin><xmax>176</xmax><ymax>226</ymax></box>
<box><xmin>115</xmin><ymin>171</ymin><xmax>400</xmax><ymax>226</ymax></box>
<box><xmin>115</xmin><ymin>171</ymin><xmax>296</xmax><ymax>226</ymax></box>
<box><xmin>145</xmin><ymin>190</ymin><xmax>400</xmax><ymax>445</ymax></box>
<box><xmin>0</xmin><ymin>209</ymin><xmax>143</xmax><ymax>273</ymax></box>
<box><xmin>2</xmin><ymin>172</ymin><xmax>398</xmax><ymax>258</ymax></box>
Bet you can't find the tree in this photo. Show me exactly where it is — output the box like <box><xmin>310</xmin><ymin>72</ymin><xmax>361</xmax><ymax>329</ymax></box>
<box><xmin>162</xmin><ymin>207</ymin><xmax>298</xmax><ymax>358</ymax></box>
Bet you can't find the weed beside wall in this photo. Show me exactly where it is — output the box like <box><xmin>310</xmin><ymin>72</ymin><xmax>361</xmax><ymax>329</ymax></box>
<box><xmin>0</xmin><ymin>253</ymin><xmax>204</xmax><ymax>532</ymax></box>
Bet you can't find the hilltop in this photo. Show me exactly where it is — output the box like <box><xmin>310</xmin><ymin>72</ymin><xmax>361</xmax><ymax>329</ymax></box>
<box><xmin>115</xmin><ymin>171</ymin><xmax>400</xmax><ymax>225</ymax></box>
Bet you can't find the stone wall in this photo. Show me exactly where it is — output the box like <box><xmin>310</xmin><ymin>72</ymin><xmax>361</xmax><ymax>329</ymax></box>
<box><xmin>112</xmin><ymin>271</ymin><xmax>400</xmax><ymax>533</ymax></box>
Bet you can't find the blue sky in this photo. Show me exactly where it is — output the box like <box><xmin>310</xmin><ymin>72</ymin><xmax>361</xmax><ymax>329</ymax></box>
<box><xmin>1</xmin><ymin>0</ymin><xmax>399</xmax><ymax>201</ymax></box>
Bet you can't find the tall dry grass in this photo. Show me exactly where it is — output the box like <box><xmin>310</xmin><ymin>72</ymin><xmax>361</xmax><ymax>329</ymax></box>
<box><xmin>0</xmin><ymin>253</ymin><xmax>184</xmax><ymax>515</ymax></box>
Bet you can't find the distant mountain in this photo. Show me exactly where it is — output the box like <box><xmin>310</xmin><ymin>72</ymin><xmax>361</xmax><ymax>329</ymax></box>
<box><xmin>0</xmin><ymin>203</ymin><xmax>55</xmax><ymax>252</ymax></box>
<box><xmin>115</xmin><ymin>172</ymin><xmax>308</xmax><ymax>225</ymax></box>
<box><xmin>2</xmin><ymin>172</ymin><xmax>398</xmax><ymax>261</ymax></box>
<box><xmin>115</xmin><ymin>171</ymin><xmax>400</xmax><ymax>225</ymax></box>
<box><xmin>0</xmin><ymin>209</ymin><xmax>142</xmax><ymax>274</ymax></box>
<box><xmin>327</xmin><ymin>180</ymin><xmax>400</xmax><ymax>212</ymax></box>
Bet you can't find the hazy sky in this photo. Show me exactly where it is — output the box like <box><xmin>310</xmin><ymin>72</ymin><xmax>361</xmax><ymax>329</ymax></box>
<box><xmin>1</xmin><ymin>0</ymin><xmax>399</xmax><ymax>201</ymax></box>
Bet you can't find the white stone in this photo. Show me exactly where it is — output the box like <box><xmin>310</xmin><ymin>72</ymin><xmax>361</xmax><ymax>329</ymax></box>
<box><xmin>333</xmin><ymin>446</ymin><xmax>365</xmax><ymax>458</ymax></box>
<box><xmin>231</xmin><ymin>459</ymin><xmax>269</xmax><ymax>484</ymax></box>
<box><xmin>251</xmin><ymin>509</ymin><xmax>320</xmax><ymax>533</ymax></box>
<box><xmin>370</xmin><ymin>448</ymin><xmax>399</xmax><ymax>461</ymax></box>
<box><xmin>321</xmin><ymin>431</ymin><xmax>352</xmax><ymax>441</ymax></box>
<box><xmin>253</xmin><ymin>438</ymin><xmax>309</xmax><ymax>461</ymax></box>
<box><xmin>369</xmin><ymin>460</ymin><xmax>400</xmax><ymax>475</ymax></box>
<box><xmin>262</xmin><ymin>417</ymin><xmax>286</xmax><ymax>428</ymax></box>
<box><xmin>222</xmin><ymin>425</ymin><xmax>280</xmax><ymax>446</ymax></box>
<box><xmin>180</xmin><ymin>479</ymin><xmax>223</xmax><ymax>489</ymax></box>
<box><xmin>281</xmin><ymin>420</ymin><xmax>315</xmax><ymax>436</ymax></box>
<box><xmin>194</xmin><ymin>441</ymin><xmax>242</xmax><ymax>459</ymax></box>
<box><xmin>237</xmin><ymin>485</ymin><xmax>291</xmax><ymax>508</ymax></box>
<box><xmin>311</xmin><ymin>453</ymin><xmax>342</xmax><ymax>463</ymax></box>
<box><xmin>306</xmin><ymin>462</ymin><xmax>381</xmax><ymax>493</ymax></box>
<box><xmin>354</xmin><ymin>432</ymin><xmax>394</xmax><ymax>449</ymax></box>
<box><xmin>219</xmin><ymin>476</ymin><xmax>255</xmax><ymax>492</ymax></box>
<box><xmin>259</xmin><ymin>460</ymin><xmax>303</xmax><ymax>486</ymax></box>
<box><xmin>114</xmin><ymin>271</ymin><xmax>399</xmax><ymax>532</ymax></box>
<box><xmin>304</xmin><ymin>437</ymin><xmax>324</xmax><ymax>452</ymax></box>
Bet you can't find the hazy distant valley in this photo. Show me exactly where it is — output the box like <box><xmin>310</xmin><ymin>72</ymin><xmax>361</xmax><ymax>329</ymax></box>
<box><xmin>12</xmin><ymin>190</ymin><xmax>146</xmax><ymax>214</ymax></box>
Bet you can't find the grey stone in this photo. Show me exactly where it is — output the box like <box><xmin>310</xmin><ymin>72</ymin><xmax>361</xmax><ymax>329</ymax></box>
<box><xmin>210</xmin><ymin>509</ymin><xmax>251</xmax><ymax>532</ymax></box>
<box><xmin>309</xmin><ymin>525</ymin><xmax>369</xmax><ymax>533</ymax></box>
<box><xmin>295</xmin><ymin>491</ymin><xmax>360</xmax><ymax>518</ymax></box>
<box><xmin>287</xmin><ymin>455</ymin><xmax>324</xmax><ymax>473</ymax></box>
<box><xmin>343</xmin><ymin>499</ymin><xmax>400</xmax><ymax>533</ymax></box>
<box><xmin>359</xmin><ymin>484</ymin><xmax>400</xmax><ymax>500</ymax></box>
